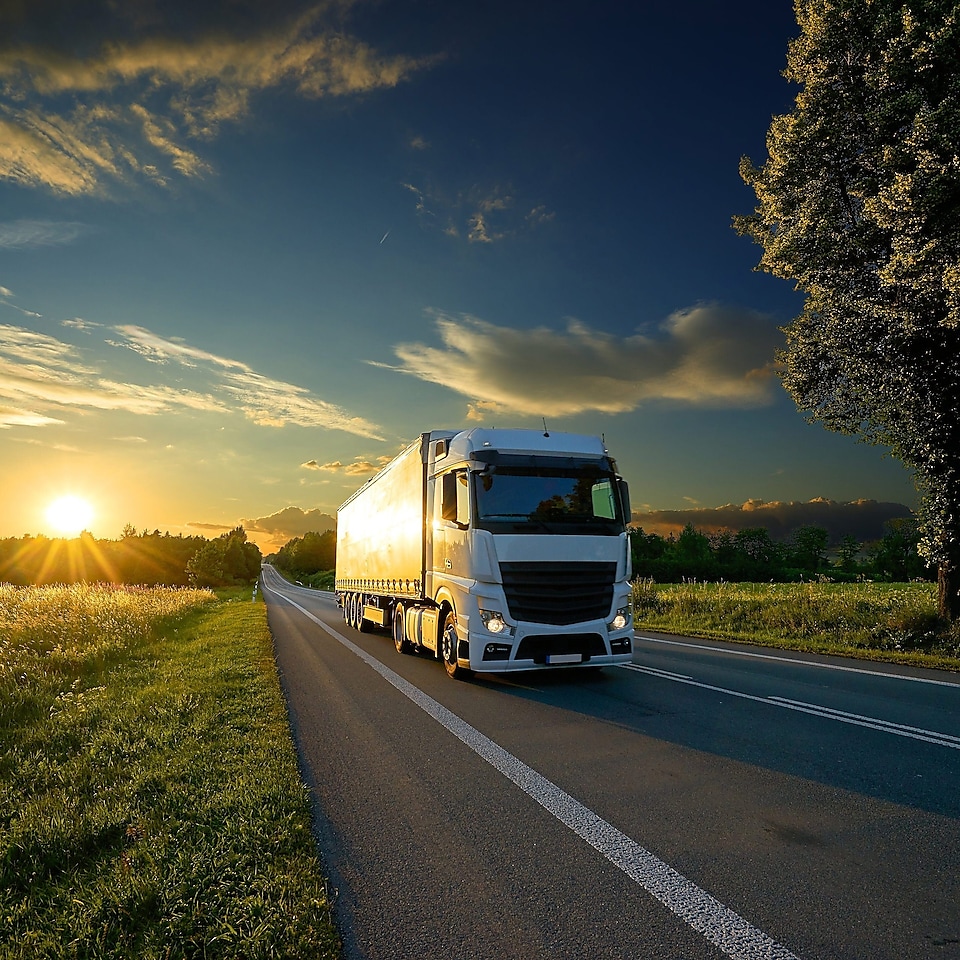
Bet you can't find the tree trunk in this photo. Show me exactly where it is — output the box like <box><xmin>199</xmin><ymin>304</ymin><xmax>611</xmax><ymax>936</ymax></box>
<box><xmin>938</xmin><ymin>560</ymin><xmax>960</xmax><ymax>622</ymax></box>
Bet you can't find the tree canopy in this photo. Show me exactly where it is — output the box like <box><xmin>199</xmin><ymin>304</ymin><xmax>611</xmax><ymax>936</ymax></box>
<box><xmin>735</xmin><ymin>0</ymin><xmax>960</xmax><ymax>617</ymax></box>
<box><xmin>186</xmin><ymin>526</ymin><xmax>262</xmax><ymax>588</ymax></box>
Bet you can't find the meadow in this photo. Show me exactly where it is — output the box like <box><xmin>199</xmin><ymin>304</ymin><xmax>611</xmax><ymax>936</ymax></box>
<box><xmin>632</xmin><ymin>579</ymin><xmax>960</xmax><ymax>670</ymax></box>
<box><xmin>0</xmin><ymin>583</ymin><xmax>339</xmax><ymax>960</ymax></box>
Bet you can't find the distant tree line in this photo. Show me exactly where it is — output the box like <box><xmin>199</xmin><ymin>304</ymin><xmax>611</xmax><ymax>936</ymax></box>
<box><xmin>262</xmin><ymin>518</ymin><xmax>932</xmax><ymax>589</ymax></box>
<box><xmin>0</xmin><ymin>525</ymin><xmax>261</xmax><ymax>587</ymax></box>
<box><xmin>268</xmin><ymin>530</ymin><xmax>336</xmax><ymax>589</ymax></box>
<box><xmin>631</xmin><ymin>519</ymin><xmax>932</xmax><ymax>583</ymax></box>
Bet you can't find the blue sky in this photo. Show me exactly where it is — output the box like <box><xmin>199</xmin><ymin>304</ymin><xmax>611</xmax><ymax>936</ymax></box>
<box><xmin>0</xmin><ymin>0</ymin><xmax>917</xmax><ymax>552</ymax></box>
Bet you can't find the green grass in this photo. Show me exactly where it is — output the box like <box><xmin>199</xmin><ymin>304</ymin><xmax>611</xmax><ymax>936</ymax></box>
<box><xmin>632</xmin><ymin>579</ymin><xmax>960</xmax><ymax>671</ymax></box>
<box><xmin>0</xmin><ymin>583</ymin><xmax>340</xmax><ymax>960</ymax></box>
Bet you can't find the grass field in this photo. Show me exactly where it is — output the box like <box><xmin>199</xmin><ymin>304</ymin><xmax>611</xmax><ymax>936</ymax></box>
<box><xmin>632</xmin><ymin>579</ymin><xmax>960</xmax><ymax>671</ymax></box>
<box><xmin>0</xmin><ymin>583</ymin><xmax>340</xmax><ymax>960</ymax></box>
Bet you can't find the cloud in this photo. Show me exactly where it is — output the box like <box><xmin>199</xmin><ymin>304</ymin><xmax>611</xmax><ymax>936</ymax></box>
<box><xmin>632</xmin><ymin>498</ymin><xmax>914</xmax><ymax>545</ymax></box>
<box><xmin>0</xmin><ymin>4</ymin><xmax>438</xmax><ymax>194</ymax></box>
<box><xmin>380</xmin><ymin>304</ymin><xmax>782</xmax><ymax>416</ymax></box>
<box><xmin>0</xmin><ymin>323</ymin><xmax>229</xmax><ymax>415</ymax></box>
<box><xmin>110</xmin><ymin>324</ymin><xmax>383</xmax><ymax>437</ymax></box>
<box><xmin>0</xmin><ymin>219</ymin><xmax>86</xmax><ymax>248</ymax></box>
<box><xmin>305</xmin><ymin>456</ymin><xmax>388</xmax><ymax>475</ymax></box>
<box><xmin>526</xmin><ymin>205</ymin><xmax>555</xmax><ymax>226</ymax></box>
<box><xmin>0</xmin><ymin>323</ymin><xmax>99</xmax><ymax>375</ymax></box>
<box><xmin>0</xmin><ymin>404</ymin><xmax>65</xmax><ymax>428</ymax></box>
<box><xmin>0</xmin><ymin>321</ymin><xmax>383</xmax><ymax>437</ymax></box>
<box><xmin>403</xmin><ymin>181</ymin><xmax>550</xmax><ymax>243</ymax></box>
<box><xmin>61</xmin><ymin>317</ymin><xmax>101</xmax><ymax>331</ymax></box>
<box><xmin>110</xmin><ymin>323</ymin><xmax>248</xmax><ymax>368</ymax></box>
<box><xmin>186</xmin><ymin>521</ymin><xmax>235</xmax><ymax>533</ymax></box>
<box><xmin>242</xmin><ymin>505</ymin><xmax>336</xmax><ymax>539</ymax></box>
<box><xmin>222</xmin><ymin>369</ymin><xmax>382</xmax><ymax>436</ymax></box>
<box><xmin>0</xmin><ymin>284</ymin><xmax>43</xmax><ymax>318</ymax></box>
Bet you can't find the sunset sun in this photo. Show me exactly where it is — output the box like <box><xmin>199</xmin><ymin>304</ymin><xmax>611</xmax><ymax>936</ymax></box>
<box><xmin>46</xmin><ymin>495</ymin><xmax>95</xmax><ymax>536</ymax></box>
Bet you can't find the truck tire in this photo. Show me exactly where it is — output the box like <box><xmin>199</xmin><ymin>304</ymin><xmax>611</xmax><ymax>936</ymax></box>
<box><xmin>356</xmin><ymin>594</ymin><xmax>372</xmax><ymax>633</ymax></box>
<box><xmin>393</xmin><ymin>603</ymin><xmax>413</xmax><ymax>654</ymax></box>
<box><xmin>440</xmin><ymin>612</ymin><xmax>471</xmax><ymax>680</ymax></box>
<box><xmin>350</xmin><ymin>593</ymin><xmax>364</xmax><ymax>632</ymax></box>
<box><xmin>347</xmin><ymin>593</ymin><xmax>358</xmax><ymax>630</ymax></box>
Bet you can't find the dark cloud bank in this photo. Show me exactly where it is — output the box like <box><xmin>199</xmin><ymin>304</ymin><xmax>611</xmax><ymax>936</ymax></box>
<box><xmin>633</xmin><ymin>498</ymin><xmax>913</xmax><ymax>545</ymax></box>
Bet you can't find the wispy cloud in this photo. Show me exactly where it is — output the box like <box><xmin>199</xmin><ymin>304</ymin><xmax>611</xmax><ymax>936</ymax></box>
<box><xmin>0</xmin><ymin>4</ymin><xmax>438</xmax><ymax>194</ymax></box>
<box><xmin>0</xmin><ymin>219</ymin><xmax>86</xmax><ymax>248</ymax></box>
<box><xmin>109</xmin><ymin>324</ymin><xmax>245</xmax><ymax>368</ymax></box>
<box><xmin>0</xmin><ymin>283</ymin><xmax>43</xmax><ymax>318</ymax></box>
<box><xmin>0</xmin><ymin>299</ymin><xmax>42</xmax><ymax>319</ymax></box>
<box><xmin>111</xmin><ymin>324</ymin><xmax>383</xmax><ymax>437</ymax></box>
<box><xmin>304</xmin><ymin>456</ymin><xmax>387</xmax><ymax>475</ymax></box>
<box><xmin>0</xmin><ymin>321</ymin><xmax>383</xmax><ymax>438</ymax></box>
<box><xmin>403</xmin><ymin>181</ymin><xmax>551</xmax><ymax>243</ymax></box>
<box><xmin>61</xmin><ymin>318</ymin><xmax>101</xmax><ymax>331</ymax></box>
<box><xmin>0</xmin><ymin>324</ymin><xmax>229</xmax><ymax>416</ymax></box>
<box><xmin>378</xmin><ymin>304</ymin><xmax>782</xmax><ymax>417</ymax></box>
<box><xmin>0</xmin><ymin>404</ymin><xmax>65</xmax><ymax>429</ymax></box>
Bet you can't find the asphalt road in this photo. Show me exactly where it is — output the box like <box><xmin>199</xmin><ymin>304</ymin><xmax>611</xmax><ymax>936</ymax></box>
<box><xmin>261</xmin><ymin>566</ymin><xmax>960</xmax><ymax>960</ymax></box>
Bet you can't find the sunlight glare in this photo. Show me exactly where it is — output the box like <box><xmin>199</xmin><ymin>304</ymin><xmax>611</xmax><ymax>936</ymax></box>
<box><xmin>46</xmin><ymin>495</ymin><xmax>95</xmax><ymax>536</ymax></box>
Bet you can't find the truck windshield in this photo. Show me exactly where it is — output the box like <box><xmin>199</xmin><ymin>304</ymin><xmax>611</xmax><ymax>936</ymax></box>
<box><xmin>474</xmin><ymin>466</ymin><xmax>624</xmax><ymax>534</ymax></box>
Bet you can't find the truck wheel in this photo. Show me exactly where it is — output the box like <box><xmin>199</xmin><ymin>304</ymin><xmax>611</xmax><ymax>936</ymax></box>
<box><xmin>356</xmin><ymin>595</ymin><xmax>372</xmax><ymax>633</ymax></box>
<box><xmin>393</xmin><ymin>604</ymin><xmax>412</xmax><ymax>654</ymax></box>
<box><xmin>440</xmin><ymin>612</ymin><xmax>471</xmax><ymax>680</ymax></box>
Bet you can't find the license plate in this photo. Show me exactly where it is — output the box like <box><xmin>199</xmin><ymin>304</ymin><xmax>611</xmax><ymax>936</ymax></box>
<box><xmin>546</xmin><ymin>653</ymin><xmax>583</xmax><ymax>665</ymax></box>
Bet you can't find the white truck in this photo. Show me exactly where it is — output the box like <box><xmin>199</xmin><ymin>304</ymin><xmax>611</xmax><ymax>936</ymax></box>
<box><xmin>335</xmin><ymin>428</ymin><xmax>634</xmax><ymax>678</ymax></box>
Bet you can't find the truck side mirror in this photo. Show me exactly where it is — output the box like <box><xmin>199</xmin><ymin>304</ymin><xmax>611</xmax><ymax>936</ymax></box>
<box><xmin>441</xmin><ymin>471</ymin><xmax>470</xmax><ymax>528</ymax></box>
<box><xmin>616</xmin><ymin>478</ymin><xmax>631</xmax><ymax>524</ymax></box>
<box><xmin>441</xmin><ymin>472</ymin><xmax>458</xmax><ymax>521</ymax></box>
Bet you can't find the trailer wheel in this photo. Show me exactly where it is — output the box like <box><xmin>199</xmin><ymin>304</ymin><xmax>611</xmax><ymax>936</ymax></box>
<box><xmin>440</xmin><ymin>612</ymin><xmax>471</xmax><ymax>680</ymax></box>
<box><xmin>392</xmin><ymin>604</ymin><xmax>413</xmax><ymax>654</ymax></box>
<box><xmin>356</xmin><ymin>595</ymin><xmax>372</xmax><ymax>633</ymax></box>
<box><xmin>349</xmin><ymin>593</ymin><xmax>362</xmax><ymax>631</ymax></box>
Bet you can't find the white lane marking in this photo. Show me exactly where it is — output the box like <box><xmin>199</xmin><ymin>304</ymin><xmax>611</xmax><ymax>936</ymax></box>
<box><xmin>264</xmin><ymin>581</ymin><xmax>802</xmax><ymax>960</ymax></box>
<box><xmin>621</xmin><ymin>664</ymin><xmax>960</xmax><ymax>750</ymax></box>
<box><xmin>637</xmin><ymin>635</ymin><xmax>960</xmax><ymax>688</ymax></box>
<box><xmin>768</xmin><ymin>697</ymin><xmax>960</xmax><ymax>748</ymax></box>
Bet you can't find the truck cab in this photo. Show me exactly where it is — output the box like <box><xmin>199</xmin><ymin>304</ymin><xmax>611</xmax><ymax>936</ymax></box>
<box><xmin>425</xmin><ymin>429</ymin><xmax>633</xmax><ymax>676</ymax></box>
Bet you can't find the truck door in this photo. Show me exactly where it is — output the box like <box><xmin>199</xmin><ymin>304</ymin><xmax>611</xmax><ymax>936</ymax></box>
<box><xmin>433</xmin><ymin>468</ymin><xmax>470</xmax><ymax>577</ymax></box>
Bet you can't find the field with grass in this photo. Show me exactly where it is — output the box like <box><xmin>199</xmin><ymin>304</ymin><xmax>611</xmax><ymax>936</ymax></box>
<box><xmin>0</xmin><ymin>583</ymin><xmax>339</xmax><ymax>960</ymax></box>
<box><xmin>632</xmin><ymin>579</ymin><xmax>960</xmax><ymax>671</ymax></box>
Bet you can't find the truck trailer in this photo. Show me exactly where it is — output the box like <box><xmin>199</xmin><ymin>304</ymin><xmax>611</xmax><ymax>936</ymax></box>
<box><xmin>335</xmin><ymin>428</ymin><xmax>633</xmax><ymax>678</ymax></box>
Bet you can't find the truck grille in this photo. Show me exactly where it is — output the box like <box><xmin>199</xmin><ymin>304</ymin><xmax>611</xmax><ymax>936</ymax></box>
<box><xmin>499</xmin><ymin>561</ymin><xmax>617</xmax><ymax>625</ymax></box>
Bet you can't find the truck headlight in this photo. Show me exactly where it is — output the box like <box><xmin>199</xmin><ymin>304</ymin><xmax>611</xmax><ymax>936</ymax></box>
<box><xmin>479</xmin><ymin>609</ymin><xmax>509</xmax><ymax>635</ymax></box>
<box><xmin>609</xmin><ymin>605</ymin><xmax>631</xmax><ymax>632</ymax></box>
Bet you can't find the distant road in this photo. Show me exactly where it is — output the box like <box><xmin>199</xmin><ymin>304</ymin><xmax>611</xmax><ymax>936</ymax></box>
<box><xmin>261</xmin><ymin>565</ymin><xmax>960</xmax><ymax>960</ymax></box>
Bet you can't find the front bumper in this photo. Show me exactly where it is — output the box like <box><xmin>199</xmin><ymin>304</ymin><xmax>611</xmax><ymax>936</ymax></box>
<box><xmin>465</xmin><ymin>619</ymin><xmax>633</xmax><ymax>672</ymax></box>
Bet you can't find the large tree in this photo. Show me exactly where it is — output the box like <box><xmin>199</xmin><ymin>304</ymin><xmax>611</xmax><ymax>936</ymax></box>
<box><xmin>735</xmin><ymin>0</ymin><xmax>960</xmax><ymax>618</ymax></box>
